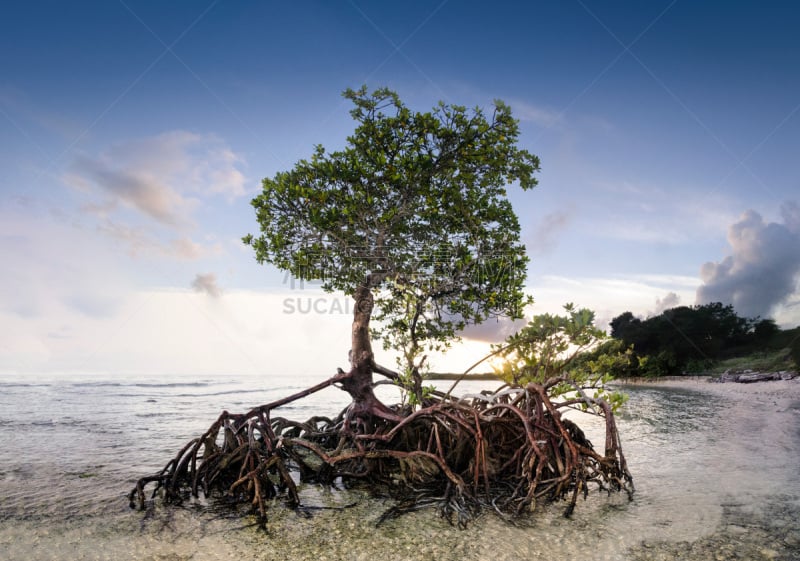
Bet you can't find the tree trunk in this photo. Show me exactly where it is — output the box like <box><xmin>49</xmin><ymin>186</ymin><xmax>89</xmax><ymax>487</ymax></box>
<box><xmin>340</xmin><ymin>284</ymin><xmax>401</xmax><ymax>423</ymax></box>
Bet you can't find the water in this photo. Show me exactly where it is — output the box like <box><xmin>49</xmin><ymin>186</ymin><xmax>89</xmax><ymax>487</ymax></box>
<box><xmin>1</xmin><ymin>373</ymin><xmax>799</xmax><ymax>560</ymax></box>
<box><xmin>0</xmin><ymin>372</ymin><xmax>402</xmax><ymax>521</ymax></box>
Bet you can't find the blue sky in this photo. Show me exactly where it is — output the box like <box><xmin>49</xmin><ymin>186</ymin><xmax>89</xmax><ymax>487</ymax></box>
<box><xmin>2</xmin><ymin>1</ymin><xmax>799</xmax><ymax>377</ymax></box>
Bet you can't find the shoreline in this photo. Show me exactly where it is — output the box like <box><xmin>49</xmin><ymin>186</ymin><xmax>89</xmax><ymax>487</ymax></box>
<box><xmin>613</xmin><ymin>375</ymin><xmax>800</xmax><ymax>408</ymax></box>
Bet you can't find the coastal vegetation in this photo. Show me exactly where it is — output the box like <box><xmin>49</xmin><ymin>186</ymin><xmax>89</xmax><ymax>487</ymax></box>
<box><xmin>130</xmin><ymin>87</ymin><xmax>632</xmax><ymax>528</ymax></box>
<box><xmin>609</xmin><ymin>303</ymin><xmax>800</xmax><ymax>377</ymax></box>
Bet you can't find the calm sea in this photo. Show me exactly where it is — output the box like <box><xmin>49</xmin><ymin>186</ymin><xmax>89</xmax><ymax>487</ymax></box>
<box><xmin>1</xmin><ymin>373</ymin><xmax>798</xmax><ymax>560</ymax></box>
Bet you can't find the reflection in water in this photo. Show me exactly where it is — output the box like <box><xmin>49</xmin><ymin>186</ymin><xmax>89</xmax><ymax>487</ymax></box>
<box><xmin>0</xmin><ymin>375</ymin><xmax>798</xmax><ymax>560</ymax></box>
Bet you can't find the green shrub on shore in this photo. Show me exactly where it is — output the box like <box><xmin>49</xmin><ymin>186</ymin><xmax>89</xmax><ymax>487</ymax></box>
<box><xmin>708</xmin><ymin>348</ymin><xmax>795</xmax><ymax>374</ymax></box>
<box><xmin>791</xmin><ymin>337</ymin><xmax>800</xmax><ymax>370</ymax></box>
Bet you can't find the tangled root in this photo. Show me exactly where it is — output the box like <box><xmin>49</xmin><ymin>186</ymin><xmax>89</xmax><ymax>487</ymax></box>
<box><xmin>129</xmin><ymin>375</ymin><xmax>633</xmax><ymax>527</ymax></box>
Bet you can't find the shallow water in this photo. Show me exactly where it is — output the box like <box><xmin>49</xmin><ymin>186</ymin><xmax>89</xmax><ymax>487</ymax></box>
<box><xmin>1</xmin><ymin>373</ymin><xmax>798</xmax><ymax>560</ymax></box>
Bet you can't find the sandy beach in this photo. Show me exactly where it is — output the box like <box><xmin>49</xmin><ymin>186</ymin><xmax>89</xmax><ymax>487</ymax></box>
<box><xmin>618</xmin><ymin>375</ymin><xmax>800</xmax><ymax>407</ymax></box>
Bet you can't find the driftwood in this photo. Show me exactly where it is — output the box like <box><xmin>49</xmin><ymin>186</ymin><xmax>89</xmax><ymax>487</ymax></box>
<box><xmin>714</xmin><ymin>370</ymin><xmax>798</xmax><ymax>384</ymax></box>
<box><xmin>129</xmin><ymin>371</ymin><xmax>633</xmax><ymax>527</ymax></box>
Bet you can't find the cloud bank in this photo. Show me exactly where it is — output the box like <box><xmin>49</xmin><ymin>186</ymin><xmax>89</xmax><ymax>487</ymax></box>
<box><xmin>63</xmin><ymin>131</ymin><xmax>247</xmax><ymax>257</ymax></box>
<box><xmin>696</xmin><ymin>201</ymin><xmax>800</xmax><ymax>319</ymax></box>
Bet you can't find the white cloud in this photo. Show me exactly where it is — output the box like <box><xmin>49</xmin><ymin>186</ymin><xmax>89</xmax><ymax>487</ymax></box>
<box><xmin>202</xmin><ymin>148</ymin><xmax>247</xmax><ymax>199</ymax></box>
<box><xmin>62</xmin><ymin>130</ymin><xmax>247</xmax><ymax>257</ymax></box>
<box><xmin>67</xmin><ymin>131</ymin><xmax>249</xmax><ymax>218</ymax></box>
<box><xmin>696</xmin><ymin>201</ymin><xmax>800</xmax><ymax>320</ymax></box>
<box><xmin>628</xmin><ymin>274</ymin><xmax>702</xmax><ymax>289</ymax></box>
<box><xmin>650</xmin><ymin>291</ymin><xmax>681</xmax><ymax>316</ymax></box>
<box><xmin>68</xmin><ymin>155</ymin><xmax>194</xmax><ymax>226</ymax></box>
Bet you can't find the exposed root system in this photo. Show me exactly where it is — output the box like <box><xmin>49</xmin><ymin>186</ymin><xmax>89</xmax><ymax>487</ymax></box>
<box><xmin>129</xmin><ymin>372</ymin><xmax>633</xmax><ymax>527</ymax></box>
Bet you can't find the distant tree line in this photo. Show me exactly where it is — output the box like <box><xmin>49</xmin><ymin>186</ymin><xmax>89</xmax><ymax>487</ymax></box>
<box><xmin>608</xmin><ymin>302</ymin><xmax>791</xmax><ymax>377</ymax></box>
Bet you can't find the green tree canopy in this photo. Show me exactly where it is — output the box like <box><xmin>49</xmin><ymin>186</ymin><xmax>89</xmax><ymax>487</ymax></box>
<box><xmin>610</xmin><ymin>302</ymin><xmax>770</xmax><ymax>376</ymax></box>
<box><xmin>245</xmin><ymin>86</ymin><xmax>540</xmax><ymax>409</ymax></box>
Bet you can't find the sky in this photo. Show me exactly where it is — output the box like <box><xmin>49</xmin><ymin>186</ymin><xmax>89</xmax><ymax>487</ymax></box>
<box><xmin>2</xmin><ymin>0</ymin><xmax>799</xmax><ymax>378</ymax></box>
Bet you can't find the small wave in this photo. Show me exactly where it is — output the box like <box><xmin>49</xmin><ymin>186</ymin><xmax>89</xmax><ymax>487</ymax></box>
<box><xmin>4</xmin><ymin>418</ymin><xmax>89</xmax><ymax>429</ymax></box>
<box><xmin>30</xmin><ymin>419</ymin><xmax>64</xmax><ymax>427</ymax></box>
<box><xmin>0</xmin><ymin>383</ymin><xmax>52</xmax><ymax>388</ymax></box>
<box><xmin>171</xmin><ymin>389</ymin><xmax>267</xmax><ymax>398</ymax></box>
<box><xmin>134</xmin><ymin>412</ymin><xmax>181</xmax><ymax>418</ymax></box>
<box><xmin>71</xmin><ymin>382</ymin><xmax>213</xmax><ymax>388</ymax></box>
